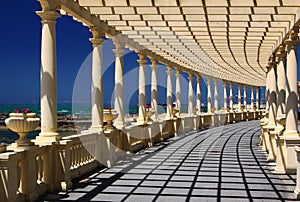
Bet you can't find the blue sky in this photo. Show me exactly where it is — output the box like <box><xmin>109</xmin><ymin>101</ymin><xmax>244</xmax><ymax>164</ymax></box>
<box><xmin>1</xmin><ymin>0</ymin><xmax>295</xmax><ymax>106</ymax></box>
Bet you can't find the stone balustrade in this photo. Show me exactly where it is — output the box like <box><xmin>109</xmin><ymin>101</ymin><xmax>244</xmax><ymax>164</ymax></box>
<box><xmin>0</xmin><ymin>110</ymin><xmax>261</xmax><ymax>202</ymax></box>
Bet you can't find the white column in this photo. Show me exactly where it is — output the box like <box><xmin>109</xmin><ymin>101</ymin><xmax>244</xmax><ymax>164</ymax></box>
<box><xmin>151</xmin><ymin>59</ymin><xmax>158</xmax><ymax>121</ymax></box>
<box><xmin>36</xmin><ymin>11</ymin><xmax>60</xmax><ymax>139</ymax></box>
<box><xmin>229</xmin><ymin>82</ymin><xmax>234</xmax><ymax>111</ymax></box>
<box><xmin>268</xmin><ymin>64</ymin><xmax>277</xmax><ymax>126</ymax></box>
<box><xmin>188</xmin><ymin>72</ymin><xmax>194</xmax><ymax>116</ymax></box>
<box><xmin>256</xmin><ymin>87</ymin><xmax>260</xmax><ymax>110</ymax></box>
<box><xmin>276</xmin><ymin>47</ymin><xmax>286</xmax><ymax>116</ymax></box>
<box><xmin>243</xmin><ymin>85</ymin><xmax>247</xmax><ymax>110</ymax></box>
<box><xmin>266</xmin><ymin>72</ymin><xmax>270</xmax><ymax>111</ymax></box>
<box><xmin>284</xmin><ymin>32</ymin><xmax>299</xmax><ymax>136</ymax></box>
<box><xmin>214</xmin><ymin>80</ymin><xmax>219</xmax><ymax>112</ymax></box>
<box><xmin>112</xmin><ymin>38</ymin><xmax>125</xmax><ymax>128</ymax></box>
<box><xmin>207</xmin><ymin>78</ymin><xmax>212</xmax><ymax>114</ymax></box>
<box><xmin>238</xmin><ymin>84</ymin><xmax>242</xmax><ymax>111</ymax></box>
<box><xmin>90</xmin><ymin>37</ymin><xmax>105</xmax><ymax>129</ymax></box>
<box><xmin>175</xmin><ymin>68</ymin><xmax>182</xmax><ymax>116</ymax></box>
<box><xmin>251</xmin><ymin>86</ymin><xmax>255</xmax><ymax>110</ymax></box>
<box><xmin>223</xmin><ymin>81</ymin><xmax>228</xmax><ymax>111</ymax></box>
<box><xmin>137</xmin><ymin>52</ymin><xmax>147</xmax><ymax>124</ymax></box>
<box><xmin>196</xmin><ymin>75</ymin><xmax>202</xmax><ymax>114</ymax></box>
<box><xmin>166</xmin><ymin>66</ymin><xmax>173</xmax><ymax>119</ymax></box>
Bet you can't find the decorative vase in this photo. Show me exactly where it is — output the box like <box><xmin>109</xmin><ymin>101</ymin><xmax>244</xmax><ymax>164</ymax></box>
<box><xmin>5</xmin><ymin>113</ymin><xmax>40</xmax><ymax>146</ymax></box>
<box><xmin>103</xmin><ymin>109</ymin><xmax>118</xmax><ymax>130</ymax></box>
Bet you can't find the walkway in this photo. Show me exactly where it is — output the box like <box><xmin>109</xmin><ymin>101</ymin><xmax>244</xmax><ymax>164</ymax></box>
<box><xmin>40</xmin><ymin>121</ymin><xmax>297</xmax><ymax>201</ymax></box>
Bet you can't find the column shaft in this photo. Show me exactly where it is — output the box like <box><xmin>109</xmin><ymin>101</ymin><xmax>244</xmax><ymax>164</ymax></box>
<box><xmin>113</xmin><ymin>40</ymin><xmax>125</xmax><ymax>128</ymax></box>
<box><xmin>243</xmin><ymin>85</ymin><xmax>247</xmax><ymax>110</ymax></box>
<box><xmin>196</xmin><ymin>75</ymin><xmax>201</xmax><ymax>114</ymax></box>
<box><xmin>151</xmin><ymin>59</ymin><xmax>158</xmax><ymax>121</ymax></box>
<box><xmin>166</xmin><ymin>66</ymin><xmax>173</xmax><ymax>119</ymax></box>
<box><xmin>207</xmin><ymin>78</ymin><xmax>212</xmax><ymax>114</ymax></box>
<box><xmin>276</xmin><ymin>50</ymin><xmax>287</xmax><ymax>116</ymax></box>
<box><xmin>256</xmin><ymin>87</ymin><xmax>260</xmax><ymax>110</ymax></box>
<box><xmin>188</xmin><ymin>73</ymin><xmax>194</xmax><ymax>116</ymax></box>
<box><xmin>285</xmin><ymin>38</ymin><xmax>299</xmax><ymax>135</ymax></box>
<box><xmin>238</xmin><ymin>84</ymin><xmax>242</xmax><ymax>111</ymax></box>
<box><xmin>268</xmin><ymin>66</ymin><xmax>277</xmax><ymax>125</ymax></box>
<box><xmin>251</xmin><ymin>86</ymin><xmax>255</xmax><ymax>110</ymax></box>
<box><xmin>37</xmin><ymin>11</ymin><xmax>60</xmax><ymax>138</ymax></box>
<box><xmin>90</xmin><ymin>38</ymin><xmax>105</xmax><ymax>129</ymax></box>
<box><xmin>230</xmin><ymin>82</ymin><xmax>234</xmax><ymax>111</ymax></box>
<box><xmin>214</xmin><ymin>80</ymin><xmax>218</xmax><ymax>112</ymax></box>
<box><xmin>223</xmin><ymin>82</ymin><xmax>228</xmax><ymax>111</ymax></box>
<box><xmin>176</xmin><ymin>69</ymin><xmax>181</xmax><ymax>116</ymax></box>
<box><xmin>137</xmin><ymin>53</ymin><xmax>147</xmax><ymax>124</ymax></box>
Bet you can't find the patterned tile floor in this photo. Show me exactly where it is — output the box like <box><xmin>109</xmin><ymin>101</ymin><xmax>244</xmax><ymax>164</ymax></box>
<box><xmin>39</xmin><ymin>121</ymin><xmax>298</xmax><ymax>202</ymax></box>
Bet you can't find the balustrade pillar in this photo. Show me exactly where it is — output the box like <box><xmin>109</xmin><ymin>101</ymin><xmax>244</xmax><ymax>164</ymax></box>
<box><xmin>175</xmin><ymin>68</ymin><xmax>182</xmax><ymax>116</ymax></box>
<box><xmin>207</xmin><ymin>78</ymin><xmax>212</xmax><ymax>114</ymax></box>
<box><xmin>36</xmin><ymin>11</ymin><xmax>61</xmax><ymax>141</ymax></box>
<box><xmin>166</xmin><ymin>66</ymin><xmax>173</xmax><ymax>119</ymax></box>
<box><xmin>151</xmin><ymin>59</ymin><xmax>158</xmax><ymax>121</ymax></box>
<box><xmin>214</xmin><ymin>80</ymin><xmax>218</xmax><ymax>112</ymax></box>
<box><xmin>112</xmin><ymin>38</ymin><xmax>126</xmax><ymax>128</ymax></box>
<box><xmin>188</xmin><ymin>73</ymin><xmax>194</xmax><ymax>116</ymax></box>
<box><xmin>196</xmin><ymin>75</ymin><xmax>201</xmax><ymax>114</ymax></box>
<box><xmin>137</xmin><ymin>52</ymin><xmax>147</xmax><ymax>124</ymax></box>
<box><xmin>90</xmin><ymin>37</ymin><xmax>105</xmax><ymax>130</ymax></box>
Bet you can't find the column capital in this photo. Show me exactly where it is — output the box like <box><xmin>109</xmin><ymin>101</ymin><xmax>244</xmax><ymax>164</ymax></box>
<box><xmin>166</xmin><ymin>66</ymin><xmax>173</xmax><ymax>75</ymax></box>
<box><xmin>188</xmin><ymin>72</ymin><xmax>194</xmax><ymax>80</ymax></box>
<box><xmin>89</xmin><ymin>37</ymin><xmax>106</xmax><ymax>47</ymax></box>
<box><xmin>175</xmin><ymin>69</ymin><xmax>181</xmax><ymax>77</ymax></box>
<box><xmin>112</xmin><ymin>36</ymin><xmax>125</xmax><ymax>50</ymax></box>
<box><xmin>150</xmin><ymin>57</ymin><xmax>158</xmax><ymax>65</ymax></box>
<box><xmin>196</xmin><ymin>74</ymin><xmax>202</xmax><ymax>82</ymax></box>
<box><xmin>36</xmin><ymin>11</ymin><xmax>61</xmax><ymax>23</ymax></box>
<box><xmin>137</xmin><ymin>52</ymin><xmax>147</xmax><ymax>65</ymax></box>
<box><xmin>113</xmin><ymin>48</ymin><xmax>126</xmax><ymax>57</ymax></box>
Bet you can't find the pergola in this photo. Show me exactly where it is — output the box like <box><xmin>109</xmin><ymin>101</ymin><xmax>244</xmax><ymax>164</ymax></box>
<box><xmin>36</xmin><ymin>0</ymin><xmax>300</xmax><ymax>175</ymax></box>
<box><xmin>3</xmin><ymin>1</ymin><xmax>300</xmax><ymax>201</ymax></box>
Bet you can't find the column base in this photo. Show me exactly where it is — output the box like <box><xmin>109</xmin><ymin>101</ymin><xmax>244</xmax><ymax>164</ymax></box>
<box><xmin>294</xmin><ymin>188</ymin><xmax>300</xmax><ymax>199</ymax></box>
<box><xmin>268</xmin><ymin>131</ymin><xmax>277</xmax><ymax>161</ymax></box>
<box><xmin>0</xmin><ymin>145</ymin><xmax>5</xmax><ymax>153</ymax></box>
<box><xmin>280</xmin><ymin>135</ymin><xmax>300</xmax><ymax>174</ymax></box>
<box><xmin>113</xmin><ymin>122</ymin><xmax>125</xmax><ymax>130</ymax></box>
<box><xmin>34</xmin><ymin>132</ymin><xmax>61</xmax><ymax>145</ymax></box>
<box><xmin>84</xmin><ymin>126</ymin><xmax>103</xmax><ymax>133</ymax></box>
<box><xmin>262</xmin><ymin>124</ymin><xmax>276</xmax><ymax>152</ymax></box>
<box><xmin>275</xmin><ymin>135</ymin><xmax>286</xmax><ymax>173</ymax></box>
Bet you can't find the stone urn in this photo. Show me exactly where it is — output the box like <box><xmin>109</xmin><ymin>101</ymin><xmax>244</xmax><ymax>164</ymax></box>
<box><xmin>5</xmin><ymin>113</ymin><xmax>40</xmax><ymax>146</ymax></box>
<box><xmin>103</xmin><ymin>109</ymin><xmax>118</xmax><ymax>130</ymax></box>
